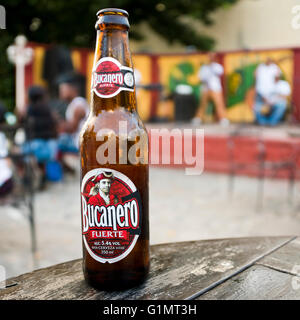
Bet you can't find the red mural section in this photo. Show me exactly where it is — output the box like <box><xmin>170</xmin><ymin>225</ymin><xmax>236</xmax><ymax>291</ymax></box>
<box><xmin>292</xmin><ymin>48</ymin><xmax>300</xmax><ymax>122</ymax></box>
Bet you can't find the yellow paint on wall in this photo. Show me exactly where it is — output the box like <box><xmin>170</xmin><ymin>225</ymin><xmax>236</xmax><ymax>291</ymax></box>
<box><xmin>224</xmin><ymin>50</ymin><xmax>294</xmax><ymax>89</ymax></box>
<box><xmin>157</xmin><ymin>54</ymin><xmax>209</xmax><ymax>92</ymax></box>
<box><xmin>157</xmin><ymin>54</ymin><xmax>209</xmax><ymax>119</ymax></box>
<box><xmin>226</xmin><ymin>103</ymin><xmax>255</xmax><ymax>122</ymax></box>
<box><xmin>224</xmin><ymin>49</ymin><xmax>294</xmax><ymax>122</ymax></box>
<box><xmin>71</xmin><ymin>50</ymin><xmax>81</xmax><ymax>72</ymax></box>
<box><xmin>132</xmin><ymin>55</ymin><xmax>152</xmax><ymax>121</ymax></box>
<box><xmin>86</xmin><ymin>52</ymin><xmax>94</xmax><ymax>103</ymax></box>
<box><xmin>33</xmin><ymin>46</ymin><xmax>46</xmax><ymax>87</ymax></box>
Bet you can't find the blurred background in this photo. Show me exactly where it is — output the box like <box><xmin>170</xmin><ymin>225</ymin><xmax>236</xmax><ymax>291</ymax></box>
<box><xmin>1</xmin><ymin>0</ymin><xmax>300</xmax><ymax>279</ymax></box>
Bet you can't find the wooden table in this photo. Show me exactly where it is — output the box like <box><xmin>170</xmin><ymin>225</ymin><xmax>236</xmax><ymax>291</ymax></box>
<box><xmin>1</xmin><ymin>236</ymin><xmax>300</xmax><ymax>300</ymax></box>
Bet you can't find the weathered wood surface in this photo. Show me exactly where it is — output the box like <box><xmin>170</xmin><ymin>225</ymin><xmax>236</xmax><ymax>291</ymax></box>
<box><xmin>199</xmin><ymin>264</ymin><xmax>300</xmax><ymax>300</ymax></box>
<box><xmin>0</xmin><ymin>236</ymin><xmax>296</xmax><ymax>300</ymax></box>
<box><xmin>199</xmin><ymin>237</ymin><xmax>300</xmax><ymax>300</ymax></box>
<box><xmin>258</xmin><ymin>237</ymin><xmax>300</xmax><ymax>276</ymax></box>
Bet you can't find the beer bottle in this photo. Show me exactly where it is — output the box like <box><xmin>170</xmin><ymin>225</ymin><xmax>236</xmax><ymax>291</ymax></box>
<box><xmin>79</xmin><ymin>8</ymin><xmax>149</xmax><ymax>290</ymax></box>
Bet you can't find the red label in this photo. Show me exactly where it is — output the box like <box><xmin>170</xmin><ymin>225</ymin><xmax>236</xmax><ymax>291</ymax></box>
<box><xmin>92</xmin><ymin>57</ymin><xmax>134</xmax><ymax>98</ymax></box>
<box><xmin>81</xmin><ymin>168</ymin><xmax>141</xmax><ymax>264</ymax></box>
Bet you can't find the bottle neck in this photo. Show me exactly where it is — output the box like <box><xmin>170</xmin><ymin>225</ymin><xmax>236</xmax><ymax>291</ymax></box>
<box><xmin>91</xmin><ymin>27</ymin><xmax>137</xmax><ymax>114</ymax></box>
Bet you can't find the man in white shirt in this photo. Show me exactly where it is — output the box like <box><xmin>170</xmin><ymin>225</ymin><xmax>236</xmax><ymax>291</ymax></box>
<box><xmin>254</xmin><ymin>58</ymin><xmax>286</xmax><ymax>125</ymax></box>
<box><xmin>255</xmin><ymin>76</ymin><xmax>290</xmax><ymax>126</ymax></box>
<box><xmin>57</xmin><ymin>72</ymin><xmax>89</xmax><ymax>152</ymax></box>
<box><xmin>192</xmin><ymin>52</ymin><xmax>229</xmax><ymax>126</ymax></box>
<box><xmin>255</xmin><ymin>58</ymin><xmax>281</xmax><ymax>100</ymax></box>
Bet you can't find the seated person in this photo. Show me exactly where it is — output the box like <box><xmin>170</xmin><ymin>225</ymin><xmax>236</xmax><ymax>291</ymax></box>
<box><xmin>57</xmin><ymin>72</ymin><xmax>89</xmax><ymax>153</ymax></box>
<box><xmin>22</xmin><ymin>86</ymin><xmax>58</xmax><ymax>187</ymax></box>
<box><xmin>254</xmin><ymin>77</ymin><xmax>291</xmax><ymax>126</ymax></box>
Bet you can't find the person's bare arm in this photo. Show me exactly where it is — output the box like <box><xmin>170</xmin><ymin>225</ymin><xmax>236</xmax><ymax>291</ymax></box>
<box><xmin>59</xmin><ymin>106</ymin><xmax>86</xmax><ymax>134</ymax></box>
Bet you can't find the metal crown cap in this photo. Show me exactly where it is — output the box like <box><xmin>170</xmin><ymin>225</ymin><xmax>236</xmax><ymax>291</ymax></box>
<box><xmin>97</xmin><ymin>8</ymin><xmax>129</xmax><ymax>17</ymax></box>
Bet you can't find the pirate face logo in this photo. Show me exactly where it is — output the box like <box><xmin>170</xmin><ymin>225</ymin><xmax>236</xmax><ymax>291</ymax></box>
<box><xmin>98</xmin><ymin>179</ymin><xmax>111</xmax><ymax>194</ymax></box>
<box><xmin>89</xmin><ymin>171</ymin><xmax>114</xmax><ymax>198</ymax></box>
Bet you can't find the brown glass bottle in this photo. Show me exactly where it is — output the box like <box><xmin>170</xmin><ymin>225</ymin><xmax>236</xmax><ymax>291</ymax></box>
<box><xmin>79</xmin><ymin>8</ymin><xmax>149</xmax><ymax>290</ymax></box>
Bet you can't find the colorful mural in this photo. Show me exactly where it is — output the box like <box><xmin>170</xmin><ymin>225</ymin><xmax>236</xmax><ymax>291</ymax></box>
<box><xmin>25</xmin><ymin>44</ymin><xmax>153</xmax><ymax>121</ymax></box>
<box><xmin>156</xmin><ymin>53</ymin><xmax>222</xmax><ymax>121</ymax></box>
<box><xmin>131</xmin><ymin>55</ymin><xmax>152</xmax><ymax>121</ymax></box>
<box><xmin>224</xmin><ymin>50</ymin><xmax>294</xmax><ymax>122</ymax></box>
<box><xmin>25</xmin><ymin>44</ymin><xmax>298</xmax><ymax>123</ymax></box>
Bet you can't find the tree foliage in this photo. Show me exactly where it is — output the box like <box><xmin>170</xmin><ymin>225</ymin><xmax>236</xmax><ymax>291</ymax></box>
<box><xmin>3</xmin><ymin>0</ymin><xmax>238</xmax><ymax>48</ymax></box>
<box><xmin>0</xmin><ymin>0</ymin><xmax>238</xmax><ymax>109</ymax></box>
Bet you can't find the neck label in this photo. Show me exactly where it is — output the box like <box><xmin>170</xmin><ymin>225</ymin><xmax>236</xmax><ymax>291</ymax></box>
<box><xmin>92</xmin><ymin>57</ymin><xmax>134</xmax><ymax>98</ymax></box>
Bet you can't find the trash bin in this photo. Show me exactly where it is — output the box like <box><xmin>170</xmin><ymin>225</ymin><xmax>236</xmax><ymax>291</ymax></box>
<box><xmin>174</xmin><ymin>84</ymin><xmax>197</xmax><ymax>121</ymax></box>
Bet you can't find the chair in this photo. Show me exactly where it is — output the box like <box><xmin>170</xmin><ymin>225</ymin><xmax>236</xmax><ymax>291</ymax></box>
<box><xmin>0</xmin><ymin>125</ymin><xmax>38</xmax><ymax>255</ymax></box>
<box><xmin>228</xmin><ymin>126</ymin><xmax>300</xmax><ymax>211</ymax></box>
<box><xmin>260</xmin><ymin>141</ymin><xmax>300</xmax><ymax>206</ymax></box>
<box><xmin>227</xmin><ymin>126</ymin><xmax>265</xmax><ymax>211</ymax></box>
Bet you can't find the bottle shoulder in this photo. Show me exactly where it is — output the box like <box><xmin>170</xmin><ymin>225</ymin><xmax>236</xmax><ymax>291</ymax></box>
<box><xmin>80</xmin><ymin>108</ymin><xmax>147</xmax><ymax>140</ymax></box>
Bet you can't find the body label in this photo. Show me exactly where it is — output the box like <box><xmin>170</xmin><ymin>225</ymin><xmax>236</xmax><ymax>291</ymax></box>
<box><xmin>81</xmin><ymin>168</ymin><xmax>141</xmax><ymax>263</ymax></box>
<box><xmin>92</xmin><ymin>57</ymin><xmax>134</xmax><ymax>98</ymax></box>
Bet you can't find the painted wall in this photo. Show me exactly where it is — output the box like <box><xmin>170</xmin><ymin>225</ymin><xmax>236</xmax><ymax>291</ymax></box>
<box><xmin>25</xmin><ymin>44</ymin><xmax>299</xmax><ymax>123</ymax></box>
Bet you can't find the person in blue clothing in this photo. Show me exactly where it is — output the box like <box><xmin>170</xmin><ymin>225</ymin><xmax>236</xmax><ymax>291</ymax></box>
<box><xmin>22</xmin><ymin>85</ymin><xmax>59</xmax><ymax>187</ymax></box>
<box><xmin>254</xmin><ymin>76</ymin><xmax>291</xmax><ymax>126</ymax></box>
<box><xmin>254</xmin><ymin>58</ymin><xmax>290</xmax><ymax>125</ymax></box>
